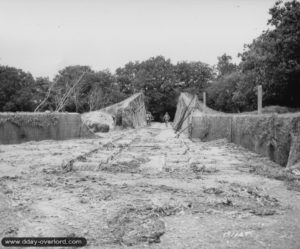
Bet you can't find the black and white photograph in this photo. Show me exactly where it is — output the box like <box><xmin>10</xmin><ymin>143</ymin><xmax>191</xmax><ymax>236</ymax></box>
<box><xmin>0</xmin><ymin>0</ymin><xmax>300</xmax><ymax>248</ymax></box>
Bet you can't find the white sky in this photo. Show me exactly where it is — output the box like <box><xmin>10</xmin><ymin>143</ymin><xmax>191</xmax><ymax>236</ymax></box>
<box><xmin>0</xmin><ymin>0</ymin><xmax>276</xmax><ymax>79</ymax></box>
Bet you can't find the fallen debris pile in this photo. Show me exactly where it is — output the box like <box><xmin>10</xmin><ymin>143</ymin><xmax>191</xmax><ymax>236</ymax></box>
<box><xmin>107</xmin><ymin>202</ymin><xmax>166</xmax><ymax>246</ymax></box>
<box><xmin>81</xmin><ymin>110</ymin><xmax>113</xmax><ymax>132</ymax></box>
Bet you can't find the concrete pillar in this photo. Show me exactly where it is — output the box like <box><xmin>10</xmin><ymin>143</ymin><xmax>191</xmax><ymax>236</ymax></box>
<box><xmin>203</xmin><ymin>92</ymin><xmax>206</xmax><ymax>113</ymax></box>
<box><xmin>257</xmin><ymin>85</ymin><xmax>262</xmax><ymax>114</ymax></box>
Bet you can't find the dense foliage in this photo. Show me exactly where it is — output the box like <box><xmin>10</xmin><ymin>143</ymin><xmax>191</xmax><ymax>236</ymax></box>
<box><xmin>115</xmin><ymin>56</ymin><xmax>213</xmax><ymax>120</ymax></box>
<box><xmin>207</xmin><ymin>0</ymin><xmax>300</xmax><ymax>112</ymax></box>
<box><xmin>0</xmin><ymin>1</ymin><xmax>299</xmax><ymax>116</ymax></box>
<box><xmin>0</xmin><ymin>57</ymin><xmax>213</xmax><ymax>120</ymax></box>
<box><xmin>0</xmin><ymin>66</ymin><xmax>36</xmax><ymax>112</ymax></box>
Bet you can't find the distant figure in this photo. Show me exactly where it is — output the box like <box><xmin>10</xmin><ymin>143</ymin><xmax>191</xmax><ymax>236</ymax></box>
<box><xmin>146</xmin><ymin>112</ymin><xmax>153</xmax><ymax>126</ymax></box>
<box><xmin>159</xmin><ymin>114</ymin><xmax>164</xmax><ymax>123</ymax></box>
<box><xmin>163</xmin><ymin>112</ymin><xmax>170</xmax><ymax>127</ymax></box>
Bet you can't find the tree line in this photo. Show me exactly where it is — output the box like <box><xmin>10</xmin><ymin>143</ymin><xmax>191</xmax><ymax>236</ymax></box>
<box><xmin>0</xmin><ymin>0</ymin><xmax>299</xmax><ymax>118</ymax></box>
<box><xmin>0</xmin><ymin>58</ymin><xmax>212</xmax><ymax>120</ymax></box>
<box><xmin>207</xmin><ymin>0</ymin><xmax>300</xmax><ymax>112</ymax></box>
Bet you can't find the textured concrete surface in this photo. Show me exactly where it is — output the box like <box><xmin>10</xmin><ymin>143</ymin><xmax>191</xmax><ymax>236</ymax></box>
<box><xmin>0</xmin><ymin>112</ymin><xmax>94</xmax><ymax>145</ymax></box>
<box><xmin>0</xmin><ymin>123</ymin><xmax>300</xmax><ymax>248</ymax></box>
<box><xmin>101</xmin><ymin>92</ymin><xmax>146</xmax><ymax>128</ymax></box>
<box><xmin>191</xmin><ymin>113</ymin><xmax>300</xmax><ymax>167</ymax></box>
<box><xmin>174</xmin><ymin>92</ymin><xmax>300</xmax><ymax>167</ymax></box>
<box><xmin>173</xmin><ymin>92</ymin><xmax>218</xmax><ymax>135</ymax></box>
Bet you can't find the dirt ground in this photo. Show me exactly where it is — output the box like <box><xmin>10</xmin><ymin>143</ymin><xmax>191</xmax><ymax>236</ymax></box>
<box><xmin>1</xmin><ymin>123</ymin><xmax>300</xmax><ymax>249</ymax></box>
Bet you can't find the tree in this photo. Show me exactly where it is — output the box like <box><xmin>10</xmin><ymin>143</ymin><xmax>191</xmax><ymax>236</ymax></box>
<box><xmin>116</xmin><ymin>56</ymin><xmax>179</xmax><ymax>120</ymax></box>
<box><xmin>34</xmin><ymin>77</ymin><xmax>55</xmax><ymax>111</ymax></box>
<box><xmin>115</xmin><ymin>62</ymin><xmax>140</xmax><ymax>95</ymax></box>
<box><xmin>84</xmin><ymin>70</ymin><xmax>123</xmax><ymax>111</ymax></box>
<box><xmin>0</xmin><ymin>65</ymin><xmax>36</xmax><ymax>112</ymax></box>
<box><xmin>175</xmin><ymin>61</ymin><xmax>214</xmax><ymax>97</ymax></box>
<box><xmin>216</xmin><ymin>54</ymin><xmax>237</xmax><ymax>78</ymax></box>
<box><xmin>206</xmin><ymin>72</ymin><xmax>244</xmax><ymax>112</ymax></box>
<box><xmin>239</xmin><ymin>0</ymin><xmax>300</xmax><ymax>107</ymax></box>
<box><xmin>52</xmin><ymin>65</ymin><xmax>93</xmax><ymax>112</ymax></box>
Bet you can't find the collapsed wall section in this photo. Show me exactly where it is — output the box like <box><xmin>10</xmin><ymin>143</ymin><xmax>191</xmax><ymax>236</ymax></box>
<box><xmin>173</xmin><ymin>92</ymin><xmax>218</xmax><ymax>135</ymax></box>
<box><xmin>101</xmin><ymin>92</ymin><xmax>146</xmax><ymax>128</ymax></box>
<box><xmin>191</xmin><ymin>113</ymin><xmax>300</xmax><ymax>167</ymax></box>
<box><xmin>0</xmin><ymin>112</ymin><xmax>94</xmax><ymax>145</ymax></box>
<box><xmin>173</xmin><ymin>93</ymin><xmax>197</xmax><ymax>135</ymax></box>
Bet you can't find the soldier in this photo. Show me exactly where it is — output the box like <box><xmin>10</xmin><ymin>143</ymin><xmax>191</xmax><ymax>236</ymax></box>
<box><xmin>146</xmin><ymin>112</ymin><xmax>153</xmax><ymax>126</ymax></box>
<box><xmin>163</xmin><ymin>112</ymin><xmax>170</xmax><ymax>127</ymax></box>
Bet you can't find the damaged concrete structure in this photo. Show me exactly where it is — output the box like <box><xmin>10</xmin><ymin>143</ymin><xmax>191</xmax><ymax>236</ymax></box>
<box><xmin>174</xmin><ymin>92</ymin><xmax>300</xmax><ymax>167</ymax></box>
<box><xmin>81</xmin><ymin>110</ymin><xmax>114</xmax><ymax>133</ymax></box>
<box><xmin>0</xmin><ymin>112</ymin><xmax>94</xmax><ymax>145</ymax></box>
<box><xmin>191</xmin><ymin>113</ymin><xmax>300</xmax><ymax>167</ymax></box>
<box><xmin>0</xmin><ymin>93</ymin><xmax>146</xmax><ymax>145</ymax></box>
<box><xmin>173</xmin><ymin>92</ymin><xmax>218</xmax><ymax>135</ymax></box>
<box><xmin>101</xmin><ymin>92</ymin><xmax>146</xmax><ymax>128</ymax></box>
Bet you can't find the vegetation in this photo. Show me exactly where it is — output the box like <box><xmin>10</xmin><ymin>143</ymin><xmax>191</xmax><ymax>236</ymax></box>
<box><xmin>0</xmin><ymin>1</ymin><xmax>299</xmax><ymax>117</ymax></box>
<box><xmin>0</xmin><ymin>113</ymin><xmax>58</xmax><ymax>127</ymax></box>
<box><xmin>115</xmin><ymin>56</ymin><xmax>213</xmax><ymax>120</ymax></box>
<box><xmin>207</xmin><ymin>0</ymin><xmax>300</xmax><ymax>112</ymax></box>
<box><xmin>244</xmin><ymin>163</ymin><xmax>300</xmax><ymax>192</ymax></box>
<box><xmin>0</xmin><ymin>66</ymin><xmax>36</xmax><ymax>112</ymax></box>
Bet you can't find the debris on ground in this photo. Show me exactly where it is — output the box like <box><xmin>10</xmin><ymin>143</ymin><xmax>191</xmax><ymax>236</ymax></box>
<box><xmin>0</xmin><ymin>123</ymin><xmax>300</xmax><ymax>249</ymax></box>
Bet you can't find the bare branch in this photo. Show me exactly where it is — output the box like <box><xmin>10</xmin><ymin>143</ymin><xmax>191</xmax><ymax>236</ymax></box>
<box><xmin>55</xmin><ymin>72</ymin><xmax>87</xmax><ymax>112</ymax></box>
<box><xmin>34</xmin><ymin>79</ymin><xmax>58</xmax><ymax>112</ymax></box>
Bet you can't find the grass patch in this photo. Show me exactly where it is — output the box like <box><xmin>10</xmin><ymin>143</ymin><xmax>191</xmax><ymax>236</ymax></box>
<box><xmin>246</xmin><ymin>164</ymin><xmax>300</xmax><ymax>192</ymax></box>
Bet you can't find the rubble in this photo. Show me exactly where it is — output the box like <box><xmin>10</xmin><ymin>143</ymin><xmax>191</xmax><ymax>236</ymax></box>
<box><xmin>81</xmin><ymin>110</ymin><xmax>114</xmax><ymax>132</ymax></box>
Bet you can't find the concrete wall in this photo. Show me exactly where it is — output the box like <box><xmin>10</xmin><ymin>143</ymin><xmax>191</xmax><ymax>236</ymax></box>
<box><xmin>173</xmin><ymin>92</ymin><xmax>300</xmax><ymax>167</ymax></box>
<box><xmin>191</xmin><ymin>113</ymin><xmax>300</xmax><ymax>167</ymax></box>
<box><xmin>288</xmin><ymin>131</ymin><xmax>300</xmax><ymax>167</ymax></box>
<box><xmin>102</xmin><ymin>92</ymin><xmax>146</xmax><ymax>128</ymax></box>
<box><xmin>0</xmin><ymin>112</ymin><xmax>94</xmax><ymax>145</ymax></box>
<box><xmin>191</xmin><ymin>113</ymin><xmax>232</xmax><ymax>141</ymax></box>
<box><xmin>173</xmin><ymin>93</ymin><xmax>197</xmax><ymax>135</ymax></box>
<box><xmin>173</xmin><ymin>92</ymin><xmax>219</xmax><ymax>135</ymax></box>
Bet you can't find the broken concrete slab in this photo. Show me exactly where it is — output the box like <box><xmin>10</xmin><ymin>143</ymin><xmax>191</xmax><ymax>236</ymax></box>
<box><xmin>173</xmin><ymin>92</ymin><xmax>219</xmax><ymax>135</ymax></box>
<box><xmin>101</xmin><ymin>92</ymin><xmax>147</xmax><ymax>128</ymax></box>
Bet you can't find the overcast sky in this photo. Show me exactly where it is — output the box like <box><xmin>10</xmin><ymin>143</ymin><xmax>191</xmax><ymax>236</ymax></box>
<box><xmin>0</xmin><ymin>0</ymin><xmax>276</xmax><ymax>79</ymax></box>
